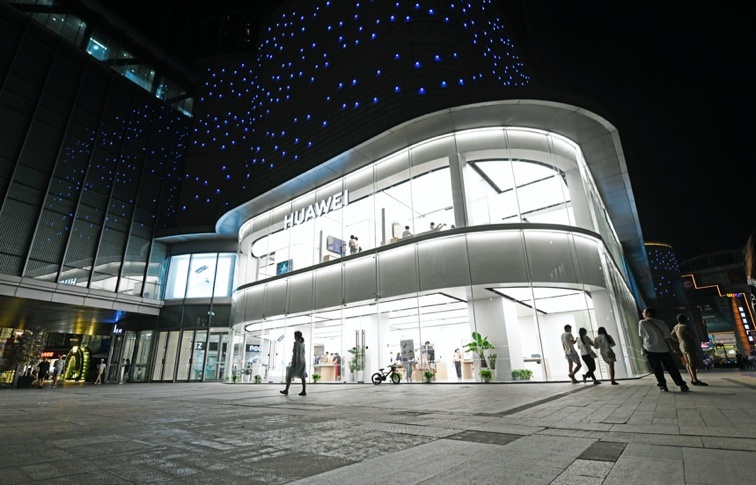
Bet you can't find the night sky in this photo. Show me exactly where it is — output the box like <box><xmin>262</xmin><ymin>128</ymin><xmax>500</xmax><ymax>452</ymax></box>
<box><xmin>112</xmin><ymin>1</ymin><xmax>750</xmax><ymax>263</ymax></box>
<box><xmin>499</xmin><ymin>2</ymin><xmax>751</xmax><ymax>262</ymax></box>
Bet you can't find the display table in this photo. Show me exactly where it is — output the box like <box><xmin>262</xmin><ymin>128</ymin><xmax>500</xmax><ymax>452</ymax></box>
<box><xmin>314</xmin><ymin>364</ymin><xmax>337</xmax><ymax>381</ymax></box>
<box><xmin>412</xmin><ymin>362</ymin><xmax>449</xmax><ymax>381</ymax></box>
<box><xmin>462</xmin><ymin>360</ymin><xmax>474</xmax><ymax>379</ymax></box>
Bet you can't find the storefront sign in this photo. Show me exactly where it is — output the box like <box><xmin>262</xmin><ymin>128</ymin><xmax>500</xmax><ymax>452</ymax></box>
<box><xmin>711</xmin><ymin>333</ymin><xmax>736</xmax><ymax>345</ymax></box>
<box><xmin>284</xmin><ymin>190</ymin><xmax>349</xmax><ymax>229</ymax></box>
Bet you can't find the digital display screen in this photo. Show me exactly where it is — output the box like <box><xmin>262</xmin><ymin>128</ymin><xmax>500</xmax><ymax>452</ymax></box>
<box><xmin>326</xmin><ymin>236</ymin><xmax>344</xmax><ymax>255</ymax></box>
<box><xmin>276</xmin><ymin>260</ymin><xmax>292</xmax><ymax>275</ymax></box>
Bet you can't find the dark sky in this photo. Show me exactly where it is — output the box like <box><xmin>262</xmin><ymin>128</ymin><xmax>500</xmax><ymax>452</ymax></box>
<box><xmin>499</xmin><ymin>2</ymin><xmax>751</xmax><ymax>262</ymax></box>
<box><xmin>111</xmin><ymin>1</ymin><xmax>749</xmax><ymax>262</ymax></box>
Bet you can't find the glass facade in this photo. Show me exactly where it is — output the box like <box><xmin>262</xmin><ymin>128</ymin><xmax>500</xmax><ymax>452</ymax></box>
<box><xmin>231</xmin><ymin>127</ymin><xmax>646</xmax><ymax>382</ymax></box>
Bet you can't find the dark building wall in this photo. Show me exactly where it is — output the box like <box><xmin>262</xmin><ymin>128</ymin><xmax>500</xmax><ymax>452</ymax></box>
<box><xmin>0</xmin><ymin>2</ymin><xmax>188</xmax><ymax>297</ymax></box>
<box><xmin>174</xmin><ymin>0</ymin><xmax>531</xmax><ymax>231</ymax></box>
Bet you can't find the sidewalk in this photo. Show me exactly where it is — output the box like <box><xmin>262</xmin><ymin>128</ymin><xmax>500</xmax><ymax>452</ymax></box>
<box><xmin>1</xmin><ymin>369</ymin><xmax>755</xmax><ymax>484</ymax></box>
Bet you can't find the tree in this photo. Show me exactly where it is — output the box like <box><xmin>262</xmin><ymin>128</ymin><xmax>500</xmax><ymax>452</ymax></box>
<box><xmin>2</xmin><ymin>327</ymin><xmax>47</xmax><ymax>387</ymax></box>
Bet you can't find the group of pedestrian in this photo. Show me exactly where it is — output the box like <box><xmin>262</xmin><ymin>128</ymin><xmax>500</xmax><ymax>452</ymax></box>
<box><xmin>639</xmin><ymin>308</ymin><xmax>701</xmax><ymax>392</ymax></box>
<box><xmin>32</xmin><ymin>355</ymin><xmax>65</xmax><ymax>389</ymax></box>
<box><xmin>562</xmin><ymin>324</ymin><xmax>618</xmax><ymax>385</ymax></box>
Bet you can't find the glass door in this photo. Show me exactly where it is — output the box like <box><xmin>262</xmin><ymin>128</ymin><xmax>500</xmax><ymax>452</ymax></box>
<box><xmin>176</xmin><ymin>330</ymin><xmax>194</xmax><ymax>381</ymax></box>
<box><xmin>133</xmin><ymin>331</ymin><xmax>152</xmax><ymax>382</ymax></box>
<box><xmin>191</xmin><ymin>330</ymin><xmax>208</xmax><ymax>380</ymax></box>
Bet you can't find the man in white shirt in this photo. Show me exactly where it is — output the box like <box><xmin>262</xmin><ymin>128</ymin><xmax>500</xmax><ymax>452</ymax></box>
<box><xmin>639</xmin><ymin>307</ymin><xmax>689</xmax><ymax>392</ymax></box>
<box><xmin>561</xmin><ymin>325</ymin><xmax>581</xmax><ymax>384</ymax></box>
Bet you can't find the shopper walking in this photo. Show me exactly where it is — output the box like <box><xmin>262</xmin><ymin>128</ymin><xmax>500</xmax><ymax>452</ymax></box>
<box><xmin>594</xmin><ymin>327</ymin><xmax>619</xmax><ymax>385</ymax></box>
<box><xmin>36</xmin><ymin>358</ymin><xmax>50</xmax><ymax>389</ymax></box>
<box><xmin>453</xmin><ymin>348</ymin><xmax>462</xmax><ymax>379</ymax></box>
<box><xmin>577</xmin><ymin>328</ymin><xmax>601</xmax><ymax>384</ymax></box>
<box><xmin>280</xmin><ymin>331</ymin><xmax>307</xmax><ymax>396</ymax></box>
<box><xmin>51</xmin><ymin>355</ymin><xmax>64</xmax><ymax>388</ymax></box>
<box><xmin>561</xmin><ymin>325</ymin><xmax>582</xmax><ymax>383</ymax></box>
<box><xmin>639</xmin><ymin>307</ymin><xmax>689</xmax><ymax>392</ymax></box>
<box><xmin>94</xmin><ymin>359</ymin><xmax>106</xmax><ymax>385</ymax></box>
<box><xmin>670</xmin><ymin>314</ymin><xmax>707</xmax><ymax>386</ymax></box>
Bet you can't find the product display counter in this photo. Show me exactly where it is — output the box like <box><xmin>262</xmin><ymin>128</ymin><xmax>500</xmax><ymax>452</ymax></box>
<box><xmin>314</xmin><ymin>364</ymin><xmax>337</xmax><ymax>381</ymax></box>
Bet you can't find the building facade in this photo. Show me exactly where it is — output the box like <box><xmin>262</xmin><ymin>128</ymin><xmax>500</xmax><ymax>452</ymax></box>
<box><xmin>1</xmin><ymin>0</ymin><xmax>654</xmax><ymax>383</ymax></box>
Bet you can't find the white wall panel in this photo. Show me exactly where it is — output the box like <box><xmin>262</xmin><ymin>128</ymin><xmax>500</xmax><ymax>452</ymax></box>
<box><xmin>523</xmin><ymin>231</ymin><xmax>579</xmax><ymax>286</ymax></box>
<box><xmin>313</xmin><ymin>264</ymin><xmax>343</xmax><ymax>310</ymax></box>
<box><xmin>466</xmin><ymin>231</ymin><xmax>528</xmax><ymax>285</ymax></box>
<box><xmin>377</xmin><ymin>244</ymin><xmax>419</xmax><ymax>299</ymax></box>
<box><xmin>287</xmin><ymin>272</ymin><xmax>313</xmax><ymax>315</ymax></box>
<box><xmin>343</xmin><ymin>255</ymin><xmax>377</xmax><ymax>304</ymax></box>
<box><xmin>417</xmin><ymin>236</ymin><xmax>471</xmax><ymax>292</ymax></box>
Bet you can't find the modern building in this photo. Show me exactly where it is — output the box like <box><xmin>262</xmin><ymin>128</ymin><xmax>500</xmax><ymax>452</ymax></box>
<box><xmin>680</xmin><ymin>251</ymin><xmax>755</xmax><ymax>364</ymax></box>
<box><xmin>1</xmin><ymin>0</ymin><xmax>654</xmax><ymax>383</ymax></box>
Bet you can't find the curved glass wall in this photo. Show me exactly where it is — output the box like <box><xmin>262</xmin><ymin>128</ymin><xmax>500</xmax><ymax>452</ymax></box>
<box><xmin>232</xmin><ymin>127</ymin><xmax>643</xmax><ymax>383</ymax></box>
<box><xmin>238</xmin><ymin>128</ymin><xmax>624</xmax><ymax>285</ymax></box>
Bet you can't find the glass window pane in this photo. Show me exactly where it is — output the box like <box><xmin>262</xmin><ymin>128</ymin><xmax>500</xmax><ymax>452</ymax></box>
<box><xmin>186</xmin><ymin>253</ymin><xmax>217</xmax><ymax>298</ymax></box>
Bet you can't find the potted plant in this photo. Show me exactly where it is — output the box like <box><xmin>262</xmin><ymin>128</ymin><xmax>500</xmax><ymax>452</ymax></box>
<box><xmin>423</xmin><ymin>370</ymin><xmax>434</xmax><ymax>383</ymax></box>
<box><xmin>511</xmin><ymin>369</ymin><xmax>533</xmax><ymax>381</ymax></box>
<box><xmin>312</xmin><ymin>373</ymin><xmax>321</xmax><ymax>383</ymax></box>
<box><xmin>348</xmin><ymin>346</ymin><xmax>365</xmax><ymax>382</ymax></box>
<box><xmin>488</xmin><ymin>353</ymin><xmax>497</xmax><ymax>380</ymax></box>
<box><xmin>479</xmin><ymin>369</ymin><xmax>493</xmax><ymax>383</ymax></box>
<box><xmin>464</xmin><ymin>332</ymin><xmax>495</xmax><ymax>369</ymax></box>
<box><xmin>254</xmin><ymin>374</ymin><xmax>262</xmax><ymax>384</ymax></box>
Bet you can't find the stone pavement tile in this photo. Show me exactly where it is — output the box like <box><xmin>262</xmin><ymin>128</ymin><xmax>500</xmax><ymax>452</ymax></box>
<box><xmin>602</xmin><ymin>431</ymin><xmax>702</xmax><ymax>448</ymax></box>
<box><xmin>679</xmin><ymin>426</ymin><xmax>756</xmax><ymax>438</ymax></box>
<box><xmin>701</xmin><ymin>436</ymin><xmax>756</xmax><ymax>452</ymax></box>
<box><xmin>683</xmin><ymin>447</ymin><xmax>756</xmax><ymax>484</ymax></box>
<box><xmin>578</xmin><ymin>441</ymin><xmax>627</xmax><ymax>462</ymax></box>
<box><xmin>445</xmin><ymin>430</ymin><xmax>523</xmax><ymax>446</ymax></box>
<box><xmin>0</xmin><ymin>449</ymin><xmax>75</xmax><ymax>469</ymax></box>
<box><xmin>603</xmin><ymin>443</ymin><xmax>685</xmax><ymax>485</ymax></box>
<box><xmin>609</xmin><ymin>423</ymin><xmax>679</xmax><ymax>435</ymax></box>
<box><xmin>536</xmin><ymin>428</ymin><xmax>606</xmax><ymax>440</ymax></box>
<box><xmin>603</xmin><ymin>455</ymin><xmax>684</xmax><ymax>485</ymax></box>
<box><xmin>652</xmin><ymin>418</ymin><xmax>678</xmax><ymax>425</ymax></box>
<box><xmin>241</xmin><ymin>450</ymin><xmax>356</xmax><ymax>482</ymax></box>
<box><xmin>499</xmin><ymin>435</ymin><xmax>593</xmax><ymax>468</ymax></box>
<box><xmin>415</xmin><ymin>458</ymin><xmax>564</xmax><ymax>485</ymax></box>
<box><xmin>0</xmin><ymin>467</ymin><xmax>32</xmax><ymax>485</ymax></box>
<box><xmin>285</xmin><ymin>439</ymin><xmax>498</xmax><ymax>485</ymax></box>
<box><xmin>550</xmin><ymin>473</ymin><xmax>603</xmax><ymax>485</ymax></box>
<box><xmin>358</xmin><ymin>421</ymin><xmax>461</xmax><ymax>438</ymax></box>
<box><xmin>561</xmin><ymin>458</ymin><xmax>613</xmax><ymax>478</ymax></box>
<box><xmin>19</xmin><ymin>458</ymin><xmax>99</xmax><ymax>481</ymax></box>
<box><xmin>107</xmin><ymin>465</ymin><xmax>175</xmax><ymax>483</ymax></box>
<box><xmin>547</xmin><ymin>421</ymin><xmax>612</xmax><ymax>432</ymax></box>
<box><xmin>36</xmin><ymin>469</ymin><xmax>133</xmax><ymax>484</ymax></box>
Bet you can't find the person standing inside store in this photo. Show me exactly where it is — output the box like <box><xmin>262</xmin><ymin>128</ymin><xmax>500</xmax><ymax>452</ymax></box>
<box><xmin>36</xmin><ymin>357</ymin><xmax>50</xmax><ymax>389</ymax></box>
<box><xmin>280</xmin><ymin>330</ymin><xmax>307</xmax><ymax>396</ymax></box>
<box><xmin>561</xmin><ymin>325</ymin><xmax>582</xmax><ymax>383</ymax></box>
<box><xmin>639</xmin><ymin>307</ymin><xmax>689</xmax><ymax>392</ymax></box>
<box><xmin>94</xmin><ymin>359</ymin><xmax>106</xmax><ymax>385</ymax></box>
<box><xmin>51</xmin><ymin>355</ymin><xmax>64</xmax><ymax>388</ymax></box>
<box><xmin>670</xmin><ymin>314</ymin><xmax>707</xmax><ymax>386</ymax></box>
<box><xmin>593</xmin><ymin>327</ymin><xmax>619</xmax><ymax>385</ymax></box>
<box><xmin>348</xmin><ymin>235</ymin><xmax>357</xmax><ymax>254</ymax></box>
<box><xmin>402</xmin><ymin>226</ymin><xmax>413</xmax><ymax>238</ymax></box>
<box><xmin>121</xmin><ymin>358</ymin><xmax>131</xmax><ymax>384</ymax></box>
<box><xmin>577</xmin><ymin>328</ymin><xmax>601</xmax><ymax>385</ymax></box>
<box><xmin>453</xmin><ymin>348</ymin><xmax>462</xmax><ymax>379</ymax></box>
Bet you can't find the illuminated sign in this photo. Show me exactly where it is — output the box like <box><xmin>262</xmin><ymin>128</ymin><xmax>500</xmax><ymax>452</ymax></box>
<box><xmin>113</xmin><ymin>325</ymin><xmax>124</xmax><ymax>335</ymax></box>
<box><xmin>284</xmin><ymin>190</ymin><xmax>349</xmax><ymax>229</ymax></box>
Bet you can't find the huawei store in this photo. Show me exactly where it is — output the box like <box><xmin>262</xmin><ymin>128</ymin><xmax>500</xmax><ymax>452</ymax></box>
<box><xmin>229</xmin><ymin>103</ymin><xmax>648</xmax><ymax>383</ymax></box>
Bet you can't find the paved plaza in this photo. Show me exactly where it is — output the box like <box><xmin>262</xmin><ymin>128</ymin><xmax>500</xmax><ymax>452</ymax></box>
<box><xmin>1</xmin><ymin>369</ymin><xmax>756</xmax><ymax>484</ymax></box>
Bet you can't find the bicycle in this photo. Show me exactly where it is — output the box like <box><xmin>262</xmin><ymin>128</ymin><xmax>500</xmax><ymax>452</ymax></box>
<box><xmin>371</xmin><ymin>364</ymin><xmax>402</xmax><ymax>385</ymax></box>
